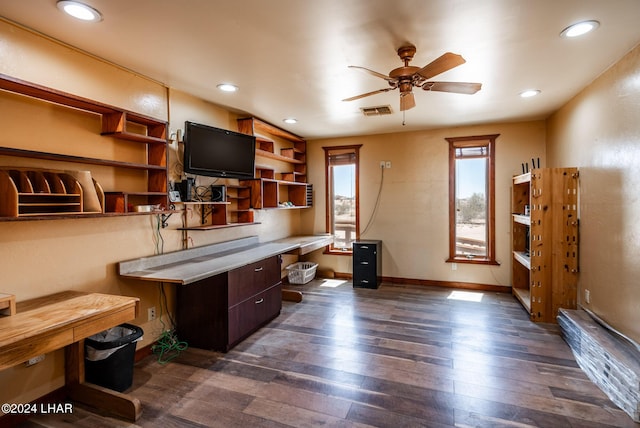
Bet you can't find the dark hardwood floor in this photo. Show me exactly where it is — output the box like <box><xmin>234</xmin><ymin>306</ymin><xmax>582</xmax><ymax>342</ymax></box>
<box><xmin>20</xmin><ymin>280</ymin><xmax>637</xmax><ymax>427</ymax></box>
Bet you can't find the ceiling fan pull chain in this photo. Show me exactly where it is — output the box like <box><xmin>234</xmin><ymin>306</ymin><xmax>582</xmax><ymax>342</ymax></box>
<box><xmin>402</xmin><ymin>110</ymin><xmax>406</xmax><ymax>126</ymax></box>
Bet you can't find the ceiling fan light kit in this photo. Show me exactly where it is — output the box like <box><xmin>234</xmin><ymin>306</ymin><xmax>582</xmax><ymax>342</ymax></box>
<box><xmin>343</xmin><ymin>45</ymin><xmax>482</xmax><ymax>112</ymax></box>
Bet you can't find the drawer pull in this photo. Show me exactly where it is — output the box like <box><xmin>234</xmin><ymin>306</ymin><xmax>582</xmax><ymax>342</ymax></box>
<box><xmin>255</xmin><ymin>298</ymin><xmax>264</xmax><ymax>304</ymax></box>
<box><xmin>254</xmin><ymin>267</ymin><xmax>263</xmax><ymax>272</ymax></box>
<box><xmin>360</xmin><ymin>261</ymin><xmax>369</xmax><ymax>265</ymax></box>
<box><xmin>360</xmin><ymin>246</ymin><xmax>369</xmax><ymax>249</ymax></box>
<box><xmin>362</xmin><ymin>280</ymin><xmax>369</xmax><ymax>283</ymax></box>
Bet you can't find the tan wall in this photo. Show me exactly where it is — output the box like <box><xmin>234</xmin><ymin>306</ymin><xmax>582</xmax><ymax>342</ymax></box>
<box><xmin>0</xmin><ymin>20</ymin><xmax>300</xmax><ymax>406</ymax></box>
<box><xmin>547</xmin><ymin>44</ymin><xmax>640</xmax><ymax>345</ymax></box>
<box><xmin>302</xmin><ymin>121</ymin><xmax>546</xmax><ymax>287</ymax></box>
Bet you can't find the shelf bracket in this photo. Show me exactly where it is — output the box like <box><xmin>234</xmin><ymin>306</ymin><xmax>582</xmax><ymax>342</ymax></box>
<box><xmin>201</xmin><ymin>205</ymin><xmax>214</xmax><ymax>225</ymax></box>
<box><xmin>160</xmin><ymin>212</ymin><xmax>173</xmax><ymax>228</ymax></box>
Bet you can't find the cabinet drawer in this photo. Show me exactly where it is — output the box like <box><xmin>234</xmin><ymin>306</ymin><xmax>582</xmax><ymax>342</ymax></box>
<box><xmin>353</xmin><ymin>269</ymin><xmax>377</xmax><ymax>288</ymax></box>
<box><xmin>228</xmin><ymin>256</ymin><xmax>280</xmax><ymax>306</ymax></box>
<box><xmin>354</xmin><ymin>259</ymin><xmax>375</xmax><ymax>269</ymax></box>
<box><xmin>228</xmin><ymin>282</ymin><xmax>282</xmax><ymax>347</ymax></box>
<box><xmin>353</xmin><ymin>244</ymin><xmax>377</xmax><ymax>262</ymax></box>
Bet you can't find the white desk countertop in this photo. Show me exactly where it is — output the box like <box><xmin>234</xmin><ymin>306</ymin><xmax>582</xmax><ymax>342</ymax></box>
<box><xmin>118</xmin><ymin>235</ymin><xmax>332</xmax><ymax>285</ymax></box>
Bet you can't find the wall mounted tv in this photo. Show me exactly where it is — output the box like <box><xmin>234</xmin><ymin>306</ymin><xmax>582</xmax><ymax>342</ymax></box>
<box><xmin>183</xmin><ymin>121</ymin><xmax>256</xmax><ymax>179</ymax></box>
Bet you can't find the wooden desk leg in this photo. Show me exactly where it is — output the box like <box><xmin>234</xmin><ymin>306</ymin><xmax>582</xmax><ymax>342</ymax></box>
<box><xmin>282</xmin><ymin>289</ymin><xmax>303</xmax><ymax>302</ymax></box>
<box><xmin>65</xmin><ymin>341</ymin><xmax>142</xmax><ymax>421</ymax></box>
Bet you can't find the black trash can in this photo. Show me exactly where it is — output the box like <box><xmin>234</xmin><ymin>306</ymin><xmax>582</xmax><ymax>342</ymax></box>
<box><xmin>84</xmin><ymin>323</ymin><xmax>143</xmax><ymax>392</ymax></box>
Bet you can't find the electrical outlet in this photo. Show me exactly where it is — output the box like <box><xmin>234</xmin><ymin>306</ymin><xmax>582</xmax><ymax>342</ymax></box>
<box><xmin>379</xmin><ymin>161</ymin><xmax>385</xmax><ymax>168</ymax></box>
<box><xmin>148</xmin><ymin>306</ymin><xmax>156</xmax><ymax>321</ymax></box>
<box><xmin>451</xmin><ymin>263</ymin><xmax>457</xmax><ymax>271</ymax></box>
<box><xmin>584</xmin><ymin>289</ymin><xmax>590</xmax><ymax>304</ymax></box>
<box><xmin>385</xmin><ymin>161</ymin><xmax>392</xmax><ymax>169</ymax></box>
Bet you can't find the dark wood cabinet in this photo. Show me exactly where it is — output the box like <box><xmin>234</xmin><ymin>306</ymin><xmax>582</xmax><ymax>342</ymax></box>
<box><xmin>353</xmin><ymin>240</ymin><xmax>382</xmax><ymax>289</ymax></box>
<box><xmin>176</xmin><ymin>255</ymin><xmax>282</xmax><ymax>352</ymax></box>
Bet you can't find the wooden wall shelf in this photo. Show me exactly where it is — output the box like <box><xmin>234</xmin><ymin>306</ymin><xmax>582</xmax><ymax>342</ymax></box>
<box><xmin>0</xmin><ymin>147</ymin><xmax>166</xmax><ymax>172</ymax></box>
<box><xmin>255</xmin><ymin>148</ymin><xmax>305</xmax><ymax>164</ymax></box>
<box><xmin>177</xmin><ymin>201</ymin><xmax>258</xmax><ymax>230</ymax></box>
<box><xmin>0</xmin><ymin>73</ymin><xmax>169</xmax><ymax>219</ymax></box>
<box><xmin>240</xmin><ymin>178</ymin><xmax>309</xmax><ymax>209</ymax></box>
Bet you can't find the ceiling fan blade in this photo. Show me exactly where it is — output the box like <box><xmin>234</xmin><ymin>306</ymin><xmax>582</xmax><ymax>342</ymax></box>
<box><xmin>342</xmin><ymin>87</ymin><xmax>394</xmax><ymax>102</ymax></box>
<box><xmin>416</xmin><ymin>52</ymin><xmax>466</xmax><ymax>80</ymax></box>
<box><xmin>422</xmin><ymin>81</ymin><xmax>482</xmax><ymax>94</ymax></box>
<box><xmin>348</xmin><ymin>65</ymin><xmax>395</xmax><ymax>82</ymax></box>
<box><xmin>400</xmin><ymin>92</ymin><xmax>416</xmax><ymax>111</ymax></box>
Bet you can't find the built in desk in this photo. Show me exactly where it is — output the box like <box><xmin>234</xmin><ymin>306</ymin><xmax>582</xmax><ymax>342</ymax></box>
<box><xmin>118</xmin><ymin>235</ymin><xmax>332</xmax><ymax>350</ymax></box>
<box><xmin>118</xmin><ymin>236</ymin><xmax>299</xmax><ymax>284</ymax></box>
<box><xmin>118</xmin><ymin>235</ymin><xmax>332</xmax><ymax>286</ymax></box>
<box><xmin>0</xmin><ymin>291</ymin><xmax>141</xmax><ymax>421</ymax></box>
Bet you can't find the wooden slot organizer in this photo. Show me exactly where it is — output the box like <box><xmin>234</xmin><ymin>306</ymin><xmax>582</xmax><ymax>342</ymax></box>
<box><xmin>0</xmin><ymin>167</ymin><xmax>105</xmax><ymax>217</ymax></box>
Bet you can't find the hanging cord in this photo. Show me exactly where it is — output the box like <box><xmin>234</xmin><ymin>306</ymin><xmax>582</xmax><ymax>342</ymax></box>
<box><xmin>361</xmin><ymin>164</ymin><xmax>385</xmax><ymax>237</ymax></box>
<box><xmin>151</xmin><ymin>215</ymin><xmax>165</xmax><ymax>255</ymax></box>
<box><xmin>194</xmin><ymin>184</ymin><xmax>213</xmax><ymax>202</ymax></box>
<box><xmin>151</xmin><ymin>283</ymin><xmax>188</xmax><ymax>364</ymax></box>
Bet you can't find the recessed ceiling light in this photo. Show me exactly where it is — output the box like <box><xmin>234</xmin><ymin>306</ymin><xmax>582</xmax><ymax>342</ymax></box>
<box><xmin>560</xmin><ymin>20</ymin><xmax>600</xmax><ymax>38</ymax></box>
<box><xmin>520</xmin><ymin>89</ymin><xmax>541</xmax><ymax>98</ymax></box>
<box><xmin>57</xmin><ymin>1</ymin><xmax>102</xmax><ymax>22</ymax></box>
<box><xmin>216</xmin><ymin>83</ymin><xmax>238</xmax><ymax>92</ymax></box>
<box><xmin>283</xmin><ymin>118</ymin><xmax>297</xmax><ymax>124</ymax></box>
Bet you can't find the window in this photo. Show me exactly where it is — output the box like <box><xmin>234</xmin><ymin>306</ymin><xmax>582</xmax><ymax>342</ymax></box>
<box><xmin>324</xmin><ymin>145</ymin><xmax>361</xmax><ymax>253</ymax></box>
<box><xmin>446</xmin><ymin>135</ymin><xmax>499</xmax><ymax>265</ymax></box>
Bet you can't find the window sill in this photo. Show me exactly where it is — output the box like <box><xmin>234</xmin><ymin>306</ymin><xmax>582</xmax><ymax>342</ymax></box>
<box><xmin>324</xmin><ymin>248</ymin><xmax>353</xmax><ymax>256</ymax></box>
<box><xmin>447</xmin><ymin>257</ymin><xmax>500</xmax><ymax>266</ymax></box>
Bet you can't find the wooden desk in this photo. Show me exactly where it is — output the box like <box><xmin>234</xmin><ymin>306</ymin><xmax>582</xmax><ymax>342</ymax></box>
<box><xmin>274</xmin><ymin>234</ymin><xmax>333</xmax><ymax>256</ymax></box>
<box><xmin>0</xmin><ymin>291</ymin><xmax>141</xmax><ymax>421</ymax></box>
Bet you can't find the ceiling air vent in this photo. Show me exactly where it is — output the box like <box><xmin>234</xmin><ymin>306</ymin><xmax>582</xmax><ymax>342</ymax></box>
<box><xmin>360</xmin><ymin>105</ymin><xmax>393</xmax><ymax>117</ymax></box>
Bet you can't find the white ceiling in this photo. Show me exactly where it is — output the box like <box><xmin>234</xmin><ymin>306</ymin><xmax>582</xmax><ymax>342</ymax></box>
<box><xmin>1</xmin><ymin>0</ymin><xmax>640</xmax><ymax>139</ymax></box>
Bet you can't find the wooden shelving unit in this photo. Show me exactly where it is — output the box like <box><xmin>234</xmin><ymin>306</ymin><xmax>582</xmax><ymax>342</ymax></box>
<box><xmin>226</xmin><ymin>184</ymin><xmax>255</xmax><ymax>224</ymax></box>
<box><xmin>240</xmin><ymin>178</ymin><xmax>309</xmax><ymax>209</ymax></box>
<box><xmin>178</xmin><ymin>117</ymin><xmax>309</xmax><ymax>235</ymax></box>
<box><xmin>0</xmin><ymin>73</ymin><xmax>168</xmax><ymax>220</ymax></box>
<box><xmin>178</xmin><ymin>195</ymin><xmax>258</xmax><ymax>231</ymax></box>
<box><xmin>511</xmin><ymin>168</ymin><xmax>579</xmax><ymax>322</ymax></box>
<box><xmin>237</xmin><ymin>117</ymin><xmax>311</xmax><ymax>209</ymax></box>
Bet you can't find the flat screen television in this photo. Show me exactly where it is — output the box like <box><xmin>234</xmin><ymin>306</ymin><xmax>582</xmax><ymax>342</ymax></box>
<box><xmin>183</xmin><ymin>121</ymin><xmax>256</xmax><ymax>179</ymax></box>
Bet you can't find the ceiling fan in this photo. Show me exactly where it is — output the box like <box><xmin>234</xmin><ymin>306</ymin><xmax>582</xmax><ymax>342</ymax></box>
<box><xmin>343</xmin><ymin>45</ymin><xmax>482</xmax><ymax>111</ymax></box>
